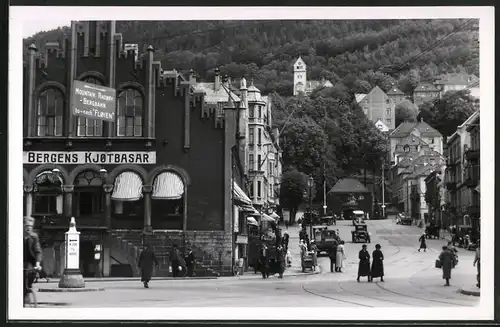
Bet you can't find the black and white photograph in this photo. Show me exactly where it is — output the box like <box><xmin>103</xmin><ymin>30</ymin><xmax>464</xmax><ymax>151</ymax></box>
<box><xmin>8</xmin><ymin>6</ymin><xmax>494</xmax><ymax>321</ymax></box>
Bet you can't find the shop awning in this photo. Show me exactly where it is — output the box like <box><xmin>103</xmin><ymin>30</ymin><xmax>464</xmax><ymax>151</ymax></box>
<box><xmin>112</xmin><ymin>172</ymin><xmax>143</xmax><ymax>201</ymax></box>
<box><xmin>269</xmin><ymin>212</ymin><xmax>280</xmax><ymax>219</ymax></box>
<box><xmin>152</xmin><ymin>171</ymin><xmax>184</xmax><ymax>200</ymax></box>
<box><xmin>239</xmin><ymin>204</ymin><xmax>256</xmax><ymax>213</ymax></box>
<box><xmin>233</xmin><ymin>181</ymin><xmax>252</xmax><ymax>205</ymax></box>
<box><xmin>247</xmin><ymin>217</ymin><xmax>258</xmax><ymax>226</ymax></box>
<box><xmin>261</xmin><ymin>214</ymin><xmax>275</xmax><ymax>222</ymax></box>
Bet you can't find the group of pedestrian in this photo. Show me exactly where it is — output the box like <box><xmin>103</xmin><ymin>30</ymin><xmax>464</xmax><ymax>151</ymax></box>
<box><xmin>357</xmin><ymin>244</ymin><xmax>384</xmax><ymax>283</ymax></box>
<box><xmin>327</xmin><ymin>241</ymin><xmax>346</xmax><ymax>273</ymax></box>
<box><xmin>138</xmin><ymin>243</ymin><xmax>196</xmax><ymax>288</ymax></box>
<box><xmin>258</xmin><ymin>244</ymin><xmax>286</xmax><ymax>279</ymax></box>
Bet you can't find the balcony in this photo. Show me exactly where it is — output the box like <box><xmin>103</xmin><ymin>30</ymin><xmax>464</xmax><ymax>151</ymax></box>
<box><xmin>465</xmin><ymin>149</ymin><xmax>480</xmax><ymax>162</ymax></box>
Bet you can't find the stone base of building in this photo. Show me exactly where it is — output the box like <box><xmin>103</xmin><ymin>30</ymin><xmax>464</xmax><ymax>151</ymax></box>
<box><xmin>58</xmin><ymin>269</ymin><xmax>85</xmax><ymax>288</ymax></box>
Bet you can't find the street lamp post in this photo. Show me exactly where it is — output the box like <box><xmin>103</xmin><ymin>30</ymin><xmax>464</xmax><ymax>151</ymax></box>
<box><xmin>307</xmin><ymin>176</ymin><xmax>314</xmax><ymax>239</ymax></box>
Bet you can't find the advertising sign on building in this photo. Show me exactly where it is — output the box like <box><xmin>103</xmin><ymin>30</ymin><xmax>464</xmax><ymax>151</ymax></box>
<box><xmin>72</xmin><ymin>80</ymin><xmax>116</xmax><ymax>122</ymax></box>
<box><xmin>23</xmin><ymin>151</ymin><xmax>157</xmax><ymax>165</ymax></box>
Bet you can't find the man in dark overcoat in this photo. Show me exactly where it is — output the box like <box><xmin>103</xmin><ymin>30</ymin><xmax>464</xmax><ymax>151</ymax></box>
<box><xmin>185</xmin><ymin>247</ymin><xmax>195</xmax><ymax>277</ymax></box>
<box><xmin>439</xmin><ymin>245</ymin><xmax>455</xmax><ymax>286</ymax></box>
<box><xmin>277</xmin><ymin>246</ymin><xmax>286</xmax><ymax>278</ymax></box>
<box><xmin>24</xmin><ymin>216</ymin><xmax>42</xmax><ymax>303</ymax></box>
<box><xmin>329</xmin><ymin>242</ymin><xmax>338</xmax><ymax>273</ymax></box>
<box><xmin>260</xmin><ymin>245</ymin><xmax>269</xmax><ymax>279</ymax></box>
<box><xmin>138</xmin><ymin>244</ymin><xmax>158</xmax><ymax>288</ymax></box>
<box><xmin>357</xmin><ymin>244</ymin><xmax>371</xmax><ymax>282</ymax></box>
<box><xmin>170</xmin><ymin>244</ymin><xmax>183</xmax><ymax>278</ymax></box>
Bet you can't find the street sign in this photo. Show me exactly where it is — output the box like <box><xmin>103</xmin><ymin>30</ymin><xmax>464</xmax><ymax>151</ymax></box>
<box><xmin>72</xmin><ymin>80</ymin><xmax>116</xmax><ymax>122</ymax></box>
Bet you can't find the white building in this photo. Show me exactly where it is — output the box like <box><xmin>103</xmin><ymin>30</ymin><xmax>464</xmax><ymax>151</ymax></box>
<box><xmin>293</xmin><ymin>57</ymin><xmax>333</xmax><ymax>96</ymax></box>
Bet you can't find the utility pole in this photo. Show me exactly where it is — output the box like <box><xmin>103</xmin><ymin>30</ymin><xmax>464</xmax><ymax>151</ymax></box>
<box><xmin>323</xmin><ymin>162</ymin><xmax>327</xmax><ymax>216</ymax></box>
<box><xmin>381</xmin><ymin>159</ymin><xmax>385</xmax><ymax>218</ymax></box>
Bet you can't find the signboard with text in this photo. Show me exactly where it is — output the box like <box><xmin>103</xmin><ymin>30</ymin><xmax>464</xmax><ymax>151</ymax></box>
<box><xmin>23</xmin><ymin>151</ymin><xmax>157</xmax><ymax>165</ymax></box>
<box><xmin>72</xmin><ymin>80</ymin><xmax>116</xmax><ymax>122</ymax></box>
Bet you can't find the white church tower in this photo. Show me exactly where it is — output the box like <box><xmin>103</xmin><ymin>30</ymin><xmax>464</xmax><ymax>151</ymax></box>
<box><xmin>293</xmin><ymin>57</ymin><xmax>307</xmax><ymax>95</ymax></box>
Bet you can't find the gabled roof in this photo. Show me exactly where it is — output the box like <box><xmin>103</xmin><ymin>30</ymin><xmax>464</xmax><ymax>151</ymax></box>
<box><xmin>374</xmin><ymin>119</ymin><xmax>390</xmax><ymax>132</ymax></box>
<box><xmin>294</xmin><ymin>57</ymin><xmax>306</xmax><ymax>68</ymax></box>
<box><xmin>390</xmin><ymin>120</ymin><xmax>441</xmax><ymax>138</ymax></box>
<box><xmin>329</xmin><ymin>178</ymin><xmax>369</xmax><ymax>194</ymax></box>
<box><xmin>467</xmin><ymin>80</ymin><xmax>480</xmax><ymax>88</ymax></box>
<box><xmin>387</xmin><ymin>87</ymin><xmax>405</xmax><ymax>95</ymax></box>
<box><xmin>435</xmin><ymin>73</ymin><xmax>479</xmax><ymax>86</ymax></box>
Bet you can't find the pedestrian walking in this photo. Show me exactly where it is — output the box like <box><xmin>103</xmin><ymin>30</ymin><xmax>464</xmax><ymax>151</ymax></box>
<box><xmin>310</xmin><ymin>241</ymin><xmax>318</xmax><ymax>271</ymax></box>
<box><xmin>238</xmin><ymin>257</ymin><xmax>245</xmax><ymax>276</ymax></box>
<box><xmin>185</xmin><ymin>247</ymin><xmax>195</xmax><ymax>277</ymax></box>
<box><xmin>438</xmin><ymin>245</ymin><xmax>456</xmax><ymax>286</ymax></box>
<box><xmin>336</xmin><ymin>241</ymin><xmax>346</xmax><ymax>272</ymax></box>
<box><xmin>371</xmin><ymin>244</ymin><xmax>384</xmax><ymax>282</ymax></box>
<box><xmin>473</xmin><ymin>240</ymin><xmax>480</xmax><ymax>288</ymax></box>
<box><xmin>328</xmin><ymin>242</ymin><xmax>337</xmax><ymax>272</ymax></box>
<box><xmin>418</xmin><ymin>233</ymin><xmax>427</xmax><ymax>252</ymax></box>
<box><xmin>23</xmin><ymin>216</ymin><xmax>42</xmax><ymax>304</ymax></box>
<box><xmin>260</xmin><ymin>244</ymin><xmax>269</xmax><ymax>279</ymax></box>
<box><xmin>333</xmin><ymin>214</ymin><xmax>337</xmax><ymax>226</ymax></box>
<box><xmin>170</xmin><ymin>244</ymin><xmax>182</xmax><ymax>278</ymax></box>
<box><xmin>138</xmin><ymin>244</ymin><xmax>158</xmax><ymax>288</ymax></box>
<box><xmin>277</xmin><ymin>246</ymin><xmax>286</xmax><ymax>278</ymax></box>
<box><xmin>284</xmin><ymin>220</ymin><xmax>289</xmax><ymax>229</ymax></box>
<box><xmin>357</xmin><ymin>244</ymin><xmax>371</xmax><ymax>282</ymax></box>
<box><xmin>286</xmin><ymin>250</ymin><xmax>292</xmax><ymax>268</ymax></box>
<box><xmin>282</xmin><ymin>232</ymin><xmax>290</xmax><ymax>252</ymax></box>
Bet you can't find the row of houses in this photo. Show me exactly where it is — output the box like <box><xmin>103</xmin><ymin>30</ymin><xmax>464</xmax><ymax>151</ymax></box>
<box><xmin>22</xmin><ymin>20</ymin><xmax>282</xmax><ymax>278</ymax></box>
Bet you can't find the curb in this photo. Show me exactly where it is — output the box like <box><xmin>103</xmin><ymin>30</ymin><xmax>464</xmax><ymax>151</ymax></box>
<box><xmin>38</xmin><ymin>288</ymin><xmax>105</xmax><ymax>293</ymax></box>
<box><xmin>39</xmin><ymin>276</ymin><xmax>219</xmax><ymax>284</ymax></box>
<box><xmin>460</xmin><ymin>288</ymin><xmax>480</xmax><ymax>297</ymax></box>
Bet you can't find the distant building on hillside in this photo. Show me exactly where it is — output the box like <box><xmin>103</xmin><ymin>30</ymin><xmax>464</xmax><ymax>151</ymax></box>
<box><xmin>434</xmin><ymin>73</ymin><xmax>479</xmax><ymax>94</ymax></box>
<box><xmin>355</xmin><ymin>86</ymin><xmax>396</xmax><ymax>131</ymax></box>
<box><xmin>293</xmin><ymin>57</ymin><xmax>333</xmax><ymax>96</ymax></box>
<box><xmin>386</xmin><ymin>86</ymin><xmax>407</xmax><ymax>106</ymax></box>
<box><xmin>413</xmin><ymin>82</ymin><xmax>441</xmax><ymax>108</ymax></box>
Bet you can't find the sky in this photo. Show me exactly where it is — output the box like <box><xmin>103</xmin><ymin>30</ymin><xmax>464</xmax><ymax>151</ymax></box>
<box><xmin>22</xmin><ymin>20</ymin><xmax>71</xmax><ymax>38</ymax></box>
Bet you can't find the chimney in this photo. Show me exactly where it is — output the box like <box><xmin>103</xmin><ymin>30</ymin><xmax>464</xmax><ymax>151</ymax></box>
<box><xmin>238</xmin><ymin>77</ymin><xmax>249</xmax><ymax>174</ymax></box>
<box><xmin>214</xmin><ymin>68</ymin><xmax>220</xmax><ymax>91</ymax></box>
<box><xmin>189</xmin><ymin>69</ymin><xmax>196</xmax><ymax>85</ymax></box>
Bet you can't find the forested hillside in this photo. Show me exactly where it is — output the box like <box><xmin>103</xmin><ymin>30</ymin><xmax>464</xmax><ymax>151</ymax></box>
<box><xmin>24</xmin><ymin>19</ymin><xmax>479</xmax><ymax>97</ymax></box>
<box><xmin>24</xmin><ymin>19</ymin><xmax>479</xmax><ymax>196</ymax></box>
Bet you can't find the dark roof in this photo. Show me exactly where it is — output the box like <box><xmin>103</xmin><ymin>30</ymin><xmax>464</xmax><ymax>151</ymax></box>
<box><xmin>329</xmin><ymin>178</ymin><xmax>369</xmax><ymax>194</ymax></box>
<box><xmin>390</xmin><ymin>120</ymin><xmax>441</xmax><ymax>138</ymax></box>
<box><xmin>435</xmin><ymin>73</ymin><xmax>479</xmax><ymax>86</ymax></box>
<box><xmin>387</xmin><ymin>87</ymin><xmax>405</xmax><ymax>95</ymax></box>
<box><xmin>414</xmin><ymin>82</ymin><xmax>440</xmax><ymax>92</ymax></box>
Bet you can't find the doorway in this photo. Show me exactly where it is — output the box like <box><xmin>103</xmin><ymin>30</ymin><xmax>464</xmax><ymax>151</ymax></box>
<box><xmin>80</xmin><ymin>240</ymin><xmax>96</xmax><ymax>277</ymax></box>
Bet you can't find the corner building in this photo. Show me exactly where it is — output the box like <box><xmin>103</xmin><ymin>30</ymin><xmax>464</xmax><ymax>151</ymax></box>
<box><xmin>23</xmin><ymin>21</ymin><xmax>245</xmax><ymax>277</ymax></box>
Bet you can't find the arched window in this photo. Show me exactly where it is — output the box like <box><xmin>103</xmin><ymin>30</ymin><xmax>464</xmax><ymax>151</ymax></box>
<box><xmin>33</xmin><ymin>171</ymin><xmax>64</xmax><ymax>216</ymax></box>
<box><xmin>36</xmin><ymin>88</ymin><xmax>64</xmax><ymax>136</ymax></box>
<box><xmin>117</xmin><ymin>89</ymin><xmax>143</xmax><ymax>137</ymax></box>
<box><xmin>151</xmin><ymin>171</ymin><xmax>185</xmax><ymax>230</ymax></box>
<box><xmin>77</xmin><ymin>77</ymin><xmax>104</xmax><ymax>137</ymax></box>
<box><xmin>74</xmin><ymin>170</ymin><xmax>104</xmax><ymax>218</ymax></box>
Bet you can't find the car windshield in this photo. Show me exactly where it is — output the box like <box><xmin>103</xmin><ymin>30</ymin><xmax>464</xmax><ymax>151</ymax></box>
<box><xmin>323</xmin><ymin>231</ymin><xmax>336</xmax><ymax>238</ymax></box>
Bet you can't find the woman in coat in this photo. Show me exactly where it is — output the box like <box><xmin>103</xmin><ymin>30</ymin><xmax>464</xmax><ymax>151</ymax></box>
<box><xmin>335</xmin><ymin>241</ymin><xmax>346</xmax><ymax>272</ymax></box>
<box><xmin>138</xmin><ymin>244</ymin><xmax>158</xmax><ymax>288</ymax></box>
<box><xmin>259</xmin><ymin>245</ymin><xmax>269</xmax><ymax>279</ymax></box>
<box><xmin>439</xmin><ymin>245</ymin><xmax>455</xmax><ymax>286</ymax></box>
<box><xmin>310</xmin><ymin>241</ymin><xmax>318</xmax><ymax>271</ymax></box>
<box><xmin>418</xmin><ymin>233</ymin><xmax>427</xmax><ymax>252</ymax></box>
<box><xmin>357</xmin><ymin>244</ymin><xmax>371</xmax><ymax>282</ymax></box>
<box><xmin>371</xmin><ymin>244</ymin><xmax>384</xmax><ymax>282</ymax></box>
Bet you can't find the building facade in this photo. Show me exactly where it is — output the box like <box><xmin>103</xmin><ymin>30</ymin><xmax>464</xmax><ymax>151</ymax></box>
<box><xmin>356</xmin><ymin>86</ymin><xmax>396</xmax><ymax>130</ymax></box>
<box><xmin>444</xmin><ymin>111</ymin><xmax>480</xmax><ymax>231</ymax></box>
<box><xmin>413</xmin><ymin>82</ymin><xmax>441</xmax><ymax>108</ymax></box>
<box><xmin>293</xmin><ymin>57</ymin><xmax>333</xmax><ymax>96</ymax></box>
<box><xmin>386</xmin><ymin>86</ymin><xmax>407</xmax><ymax>106</ymax></box>
<box><xmin>23</xmin><ymin>21</ymin><xmax>249</xmax><ymax>278</ymax></box>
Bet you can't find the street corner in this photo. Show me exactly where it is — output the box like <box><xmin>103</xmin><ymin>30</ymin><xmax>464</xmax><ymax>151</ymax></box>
<box><xmin>459</xmin><ymin>285</ymin><xmax>480</xmax><ymax>297</ymax></box>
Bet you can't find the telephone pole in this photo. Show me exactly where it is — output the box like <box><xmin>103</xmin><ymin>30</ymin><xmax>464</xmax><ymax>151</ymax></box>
<box><xmin>381</xmin><ymin>159</ymin><xmax>386</xmax><ymax>218</ymax></box>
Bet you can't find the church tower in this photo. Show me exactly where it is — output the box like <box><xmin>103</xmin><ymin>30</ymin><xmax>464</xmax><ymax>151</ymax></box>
<box><xmin>293</xmin><ymin>57</ymin><xmax>307</xmax><ymax>95</ymax></box>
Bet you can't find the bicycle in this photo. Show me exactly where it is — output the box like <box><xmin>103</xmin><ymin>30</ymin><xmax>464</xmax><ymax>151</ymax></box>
<box><xmin>24</xmin><ymin>268</ymin><xmax>40</xmax><ymax>308</ymax></box>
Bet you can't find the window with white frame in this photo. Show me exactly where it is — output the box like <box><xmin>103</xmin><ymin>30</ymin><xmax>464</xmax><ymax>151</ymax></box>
<box><xmin>36</xmin><ymin>88</ymin><xmax>64</xmax><ymax>137</ymax></box>
<box><xmin>116</xmin><ymin>88</ymin><xmax>143</xmax><ymax>137</ymax></box>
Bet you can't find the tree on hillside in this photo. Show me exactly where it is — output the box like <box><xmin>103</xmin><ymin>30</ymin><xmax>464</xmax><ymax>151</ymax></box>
<box><xmin>395</xmin><ymin>100</ymin><xmax>418</xmax><ymax>127</ymax></box>
<box><xmin>417</xmin><ymin>90</ymin><xmax>476</xmax><ymax>137</ymax></box>
<box><xmin>397</xmin><ymin>69</ymin><xmax>420</xmax><ymax>95</ymax></box>
<box><xmin>279</xmin><ymin>169</ymin><xmax>309</xmax><ymax>224</ymax></box>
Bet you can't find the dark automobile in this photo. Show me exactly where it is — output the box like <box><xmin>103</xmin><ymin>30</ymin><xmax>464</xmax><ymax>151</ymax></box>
<box><xmin>425</xmin><ymin>224</ymin><xmax>440</xmax><ymax>239</ymax></box>
<box><xmin>351</xmin><ymin>224</ymin><xmax>371</xmax><ymax>243</ymax></box>
<box><xmin>312</xmin><ymin>226</ymin><xmax>340</xmax><ymax>255</ymax></box>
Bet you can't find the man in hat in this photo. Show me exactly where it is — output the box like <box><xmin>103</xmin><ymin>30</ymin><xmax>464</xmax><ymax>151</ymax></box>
<box><xmin>185</xmin><ymin>246</ymin><xmax>195</xmax><ymax>277</ymax></box>
<box><xmin>23</xmin><ymin>216</ymin><xmax>42</xmax><ymax>302</ymax></box>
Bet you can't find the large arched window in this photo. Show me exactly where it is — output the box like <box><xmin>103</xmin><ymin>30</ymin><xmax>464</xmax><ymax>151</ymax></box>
<box><xmin>117</xmin><ymin>89</ymin><xmax>143</xmax><ymax>137</ymax></box>
<box><xmin>151</xmin><ymin>171</ymin><xmax>185</xmax><ymax>230</ymax></box>
<box><xmin>36</xmin><ymin>88</ymin><xmax>64</xmax><ymax>136</ymax></box>
<box><xmin>77</xmin><ymin>77</ymin><xmax>104</xmax><ymax>137</ymax></box>
<box><xmin>32</xmin><ymin>171</ymin><xmax>64</xmax><ymax>216</ymax></box>
<box><xmin>74</xmin><ymin>170</ymin><xmax>104</xmax><ymax>218</ymax></box>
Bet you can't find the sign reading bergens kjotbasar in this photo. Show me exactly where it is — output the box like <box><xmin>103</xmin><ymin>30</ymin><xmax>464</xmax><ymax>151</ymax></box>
<box><xmin>23</xmin><ymin>151</ymin><xmax>157</xmax><ymax>164</ymax></box>
<box><xmin>72</xmin><ymin>80</ymin><xmax>116</xmax><ymax>122</ymax></box>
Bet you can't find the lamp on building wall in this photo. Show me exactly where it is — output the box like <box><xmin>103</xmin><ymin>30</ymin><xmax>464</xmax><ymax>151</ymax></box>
<box><xmin>99</xmin><ymin>168</ymin><xmax>108</xmax><ymax>181</ymax></box>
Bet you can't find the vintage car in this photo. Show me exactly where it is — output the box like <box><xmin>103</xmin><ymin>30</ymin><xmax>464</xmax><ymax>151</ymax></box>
<box><xmin>351</xmin><ymin>224</ymin><xmax>371</xmax><ymax>243</ymax></box>
<box><xmin>312</xmin><ymin>226</ymin><xmax>340</xmax><ymax>255</ymax></box>
<box><xmin>319</xmin><ymin>215</ymin><xmax>335</xmax><ymax>225</ymax></box>
<box><xmin>425</xmin><ymin>223</ymin><xmax>440</xmax><ymax>239</ymax></box>
<box><xmin>352</xmin><ymin>210</ymin><xmax>366</xmax><ymax>226</ymax></box>
<box><xmin>396</xmin><ymin>213</ymin><xmax>412</xmax><ymax>225</ymax></box>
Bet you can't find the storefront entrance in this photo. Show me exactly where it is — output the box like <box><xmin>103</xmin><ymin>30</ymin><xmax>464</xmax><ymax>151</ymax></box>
<box><xmin>80</xmin><ymin>240</ymin><xmax>98</xmax><ymax>277</ymax></box>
